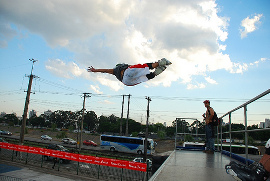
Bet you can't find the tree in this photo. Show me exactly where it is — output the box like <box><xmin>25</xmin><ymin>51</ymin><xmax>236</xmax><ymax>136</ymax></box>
<box><xmin>29</xmin><ymin>116</ymin><xmax>45</xmax><ymax>127</ymax></box>
<box><xmin>84</xmin><ymin>111</ymin><xmax>98</xmax><ymax>131</ymax></box>
<box><xmin>166</xmin><ymin>126</ymin><xmax>175</xmax><ymax>137</ymax></box>
<box><xmin>3</xmin><ymin>114</ymin><xmax>19</xmax><ymax>126</ymax></box>
<box><xmin>97</xmin><ymin>115</ymin><xmax>110</xmax><ymax>133</ymax></box>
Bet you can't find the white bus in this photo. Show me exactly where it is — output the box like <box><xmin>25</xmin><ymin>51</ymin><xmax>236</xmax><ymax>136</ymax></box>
<box><xmin>100</xmin><ymin>135</ymin><xmax>155</xmax><ymax>155</ymax></box>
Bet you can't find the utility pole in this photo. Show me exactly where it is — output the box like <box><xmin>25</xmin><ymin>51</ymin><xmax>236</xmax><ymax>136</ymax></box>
<box><xmin>120</xmin><ymin>95</ymin><xmax>124</xmax><ymax>135</ymax></box>
<box><xmin>20</xmin><ymin>59</ymin><xmax>38</xmax><ymax>145</ymax></box>
<box><xmin>125</xmin><ymin>94</ymin><xmax>131</xmax><ymax>136</ymax></box>
<box><xmin>144</xmin><ymin>96</ymin><xmax>151</xmax><ymax>162</ymax></box>
<box><xmin>79</xmin><ymin>93</ymin><xmax>91</xmax><ymax>151</ymax></box>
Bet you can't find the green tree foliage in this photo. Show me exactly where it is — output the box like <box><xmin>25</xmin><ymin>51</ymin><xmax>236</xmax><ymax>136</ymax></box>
<box><xmin>185</xmin><ymin>134</ymin><xmax>194</xmax><ymax>142</ymax></box>
<box><xmin>29</xmin><ymin>116</ymin><xmax>45</xmax><ymax>127</ymax></box>
<box><xmin>84</xmin><ymin>111</ymin><xmax>98</xmax><ymax>131</ymax></box>
<box><xmin>97</xmin><ymin>115</ymin><xmax>141</xmax><ymax>134</ymax></box>
<box><xmin>157</xmin><ymin>130</ymin><xmax>166</xmax><ymax>139</ymax></box>
<box><xmin>1</xmin><ymin>114</ymin><xmax>19</xmax><ymax>126</ymax></box>
<box><xmin>2</xmin><ymin>109</ymin><xmax>268</xmax><ymax>143</ymax></box>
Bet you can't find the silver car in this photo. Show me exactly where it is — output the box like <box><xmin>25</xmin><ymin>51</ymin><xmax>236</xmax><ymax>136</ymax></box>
<box><xmin>62</xmin><ymin>138</ymin><xmax>77</xmax><ymax>145</ymax></box>
<box><xmin>41</xmin><ymin>135</ymin><xmax>52</xmax><ymax>141</ymax></box>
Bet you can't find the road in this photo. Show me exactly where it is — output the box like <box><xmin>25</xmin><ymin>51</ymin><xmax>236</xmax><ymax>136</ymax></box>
<box><xmin>1</xmin><ymin>134</ymin><xmax>101</xmax><ymax>151</ymax></box>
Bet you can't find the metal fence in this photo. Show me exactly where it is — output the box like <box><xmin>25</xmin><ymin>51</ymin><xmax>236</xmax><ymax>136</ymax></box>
<box><xmin>173</xmin><ymin>89</ymin><xmax>270</xmax><ymax>165</ymax></box>
<box><xmin>217</xmin><ymin>89</ymin><xmax>270</xmax><ymax>164</ymax></box>
<box><xmin>0</xmin><ymin>175</ymin><xmax>23</xmax><ymax>181</ymax></box>
<box><xmin>0</xmin><ymin>147</ymin><xmax>151</xmax><ymax>181</ymax></box>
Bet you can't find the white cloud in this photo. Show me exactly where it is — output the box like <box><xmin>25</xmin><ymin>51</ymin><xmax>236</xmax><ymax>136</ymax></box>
<box><xmin>0</xmin><ymin>20</ymin><xmax>18</xmax><ymax>48</ymax></box>
<box><xmin>90</xmin><ymin>85</ymin><xmax>103</xmax><ymax>94</ymax></box>
<box><xmin>187</xmin><ymin>83</ymin><xmax>206</xmax><ymax>90</ymax></box>
<box><xmin>230</xmin><ymin>62</ymin><xmax>248</xmax><ymax>74</ymax></box>
<box><xmin>1</xmin><ymin>0</ymin><xmax>254</xmax><ymax>90</ymax></box>
<box><xmin>205</xmin><ymin>76</ymin><xmax>217</xmax><ymax>84</ymax></box>
<box><xmin>240</xmin><ymin>14</ymin><xmax>263</xmax><ymax>39</ymax></box>
<box><xmin>98</xmin><ymin>100</ymin><xmax>114</xmax><ymax>105</ymax></box>
<box><xmin>45</xmin><ymin>58</ymin><xmax>123</xmax><ymax>91</ymax></box>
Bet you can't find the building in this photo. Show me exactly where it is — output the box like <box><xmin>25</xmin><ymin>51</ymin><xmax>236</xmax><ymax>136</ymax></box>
<box><xmin>29</xmin><ymin>110</ymin><xmax>37</xmax><ymax>118</ymax></box>
<box><xmin>44</xmin><ymin>110</ymin><xmax>53</xmax><ymax>116</ymax></box>
<box><xmin>0</xmin><ymin>112</ymin><xmax>6</xmax><ymax>118</ymax></box>
<box><xmin>265</xmin><ymin>118</ymin><xmax>270</xmax><ymax>128</ymax></box>
<box><xmin>259</xmin><ymin>119</ymin><xmax>270</xmax><ymax>128</ymax></box>
<box><xmin>259</xmin><ymin>122</ymin><xmax>265</xmax><ymax>128</ymax></box>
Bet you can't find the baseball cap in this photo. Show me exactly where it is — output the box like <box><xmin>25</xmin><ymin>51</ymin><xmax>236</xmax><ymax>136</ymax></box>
<box><xmin>266</xmin><ymin>138</ymin><xmax>270</xmax><ymax>148</ymax></box>
<box><xmin>203</xmin><ymin>100</ymin><xmax>210</xmax><ymax>104</ymax></box>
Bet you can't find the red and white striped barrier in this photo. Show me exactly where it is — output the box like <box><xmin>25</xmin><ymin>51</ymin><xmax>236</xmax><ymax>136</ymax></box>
<box><xmin>0</xmin><ymin>142</ymin><xmax>147</xmax><ymax>172</ymax></box>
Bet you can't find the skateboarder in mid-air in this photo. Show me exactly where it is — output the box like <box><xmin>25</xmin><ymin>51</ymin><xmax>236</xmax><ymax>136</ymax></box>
<box><xmin>88</xmin><ymin>58</ymin><xmax>172</xmax><ymax>86</ymax></box>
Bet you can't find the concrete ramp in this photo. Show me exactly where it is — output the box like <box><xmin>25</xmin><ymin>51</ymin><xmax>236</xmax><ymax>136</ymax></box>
<box><xmin>150</xmin><ymin>150</ymin><xmax>236</xmax><ymax>181</ymax></box>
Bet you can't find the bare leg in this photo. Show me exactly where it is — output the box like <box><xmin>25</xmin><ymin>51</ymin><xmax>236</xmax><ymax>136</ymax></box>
<box><xmin>152</xmin><ymin>62</ymin><xmax>159</xmax><ymax>68</ymax></box>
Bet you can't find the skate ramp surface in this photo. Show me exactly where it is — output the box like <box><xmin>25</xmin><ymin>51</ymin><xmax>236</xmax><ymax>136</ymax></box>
<box><xmin>150</xmin><ymin>150</ymin><xmax>236</xmax><ymax>181</ymax></box>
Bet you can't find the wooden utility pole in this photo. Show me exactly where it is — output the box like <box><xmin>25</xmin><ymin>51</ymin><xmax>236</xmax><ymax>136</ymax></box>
<box><xmin>144</xmin><ymin>96</ymin><xmax>151</xmax><ymax>162</ymax></box>
<box><xmin>125</xmin><ymin>94</ymin><xmax>131</xmax><ymax>136</ymax></box>
<box><xmin>79</xmin><ymin>93</ymin><xmax>91</xmax><ymax>151</ymax></box>
<box><xmin>120</xmin><ymin>95</ymin><xmax>124</xmax><ymax>135</ymax></box>
<box><xmin>20</xmin><ymin>59</ymin><xmax>38</xmax><ymax>145</ymax></box>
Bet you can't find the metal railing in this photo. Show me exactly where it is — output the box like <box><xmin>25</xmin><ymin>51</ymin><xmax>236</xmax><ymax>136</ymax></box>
<box><xmin>218</xmin><ymin>89</ymin><xmax>270</xmax><ymax>165</ymax></box>
<box><xmin>0</xmin><ymin>175</ymin><xmax>23</xmax><ymax>181</ymax></box>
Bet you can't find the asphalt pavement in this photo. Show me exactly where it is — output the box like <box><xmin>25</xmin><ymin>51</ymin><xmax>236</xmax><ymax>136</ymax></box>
<box><xmin>0</xmin><ymin>161</ymin><xmax>98</xmax><ymax>181</ymax></box>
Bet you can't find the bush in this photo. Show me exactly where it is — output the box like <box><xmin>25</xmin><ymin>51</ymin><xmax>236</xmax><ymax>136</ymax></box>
<box><xmin>51</xmin><ymin>123</ymin><xmax>57</xmax><ymax>131</ymax></box>
<box><xmin>131</xmin><ymin>132</ymin><xmax>138</xmax><ymax>137</ymax></box>
<box><xmin>185</xmin><ymin>135</ymin><xmax>194</xmax><ymax>142</ymax></box>
<box><xmin>157</xmin><ymin>131</ymin><xmax>165</xmax><ymax>139</ymax></box>
<box><xmin>248</xmin><ymin>136</ymin><xmax>254</xmax><ymax>145</ymax></box>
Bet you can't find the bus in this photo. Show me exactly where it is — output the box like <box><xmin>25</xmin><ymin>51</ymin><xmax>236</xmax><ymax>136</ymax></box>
<box><xmin>215</xmin><ymin>144</ymin><xmax>260</xmax><ymax>155</ymax></box>
<box><xmin>100</xmin><ymin>135</ymin><xmax>155</xmax><ymax>155</ymax></box>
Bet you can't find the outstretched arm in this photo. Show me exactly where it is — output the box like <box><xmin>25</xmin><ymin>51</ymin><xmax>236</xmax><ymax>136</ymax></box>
<box><xmin>88</xmin><ymin>66</ymin><xmax>114</xmax><ymax>75</ymax></box>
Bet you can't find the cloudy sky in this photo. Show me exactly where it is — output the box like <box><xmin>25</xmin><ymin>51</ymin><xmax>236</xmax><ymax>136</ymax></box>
<box><xmin>0</xmin><ymin>0</ymin><xmax>269</xmax><ymax>127</ymax></box>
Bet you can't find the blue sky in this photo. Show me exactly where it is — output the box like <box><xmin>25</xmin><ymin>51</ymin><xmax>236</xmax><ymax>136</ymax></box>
<box><xmin>0</xmin><ymin>0</ymin><xmax>269</xmax><ymax>127</ymax></box>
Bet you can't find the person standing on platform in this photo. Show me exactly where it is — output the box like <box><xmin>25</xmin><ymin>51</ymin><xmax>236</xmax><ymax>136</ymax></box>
<box><xmin>202</xmin><ymin>100</ymin><xmax>215</xmax><ymax>154</ymax></box>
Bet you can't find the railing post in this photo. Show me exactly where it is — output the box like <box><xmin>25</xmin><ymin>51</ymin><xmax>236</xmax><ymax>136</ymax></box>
<box><xmin>220</xmin><ymin>118</ymin><xmax>223</xmax><ymax>151</ymax></box>
<box><xmin>175</xmin><ymin>119</ymin><xmax>178</xmax><ymax>150</ymax></box>
<box><xmin>41</xmin><ymin>155</ymin><xmax>44</xmax><ymax>168</ymax></box>
<box><xmin>244</xmin><ymin>105</ymin><xmax>248</xmax><ymax>165</ymax></box>
<box><xmin>77</xmin><ymin>161</ymin><xmax>79</xmax><ymax>175</ymax></box>
<box><xmin>25</xmin><ymin>152</ymin><xmax>28</xmax><ymax>164</ymax></box>
<box><xmin>12</xmin><ymin>150</ymin><xmax>14</xmax><ymax>161</ymax></box>
<box><xmin>216</xmin><ymin>125</ymin><xmax>219</xmax><ymax>151</ymax></box>
<box><xmin>229</xmin><ymin>113</ymin><xmax>232</xmax><ymax>158</ymax></box>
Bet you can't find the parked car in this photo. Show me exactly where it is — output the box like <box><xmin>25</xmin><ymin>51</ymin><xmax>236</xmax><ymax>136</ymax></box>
<box><xmin>83</xmin><ymin>140</ymin><xmax>97</xmax><ymax>147</ymax></box>
<box><xmin>1</xmin><ymin>131</ymin><xmax>12</xmax><ymax>136</ymax></box>
<box><xmin>133</xmin><ymin>158</ymin><xmax>152</xmax><ymax>169</ymax></box>
<box><xmin>41</xmin><ymin>135</ymin><xmax>52</xmax><ymax>141</ymax></box>
<box><xmin>62</xmin><ymin>138</ymin><xmax>77</xmax><ymax>145</ymax></box>
<box><xmin>44</xmin><ymin>144</ymin><xmax>70</xmax><ymax>163</ymax></box>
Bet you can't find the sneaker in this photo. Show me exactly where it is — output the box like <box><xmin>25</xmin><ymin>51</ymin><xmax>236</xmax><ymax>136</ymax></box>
<box><xmin>158</xmin><ymin>58</ymin><xmax>172</xmax><ymax>66</ymax></box>
<box><xmin>154</xmin><ymin>65</ymin><xmax>166</xmax><ymax>76</ymax></box>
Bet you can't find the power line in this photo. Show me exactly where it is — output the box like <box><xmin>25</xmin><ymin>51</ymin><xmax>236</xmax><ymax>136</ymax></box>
<box><xmin>0</xmin><ymin>63</ymin><xmax>30</xmax><ymax>70</ymax></box>
<box><xmin>37</xmin><ymin>77</ymin><xmax>83</xmax><ymax>93</ymax></box>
